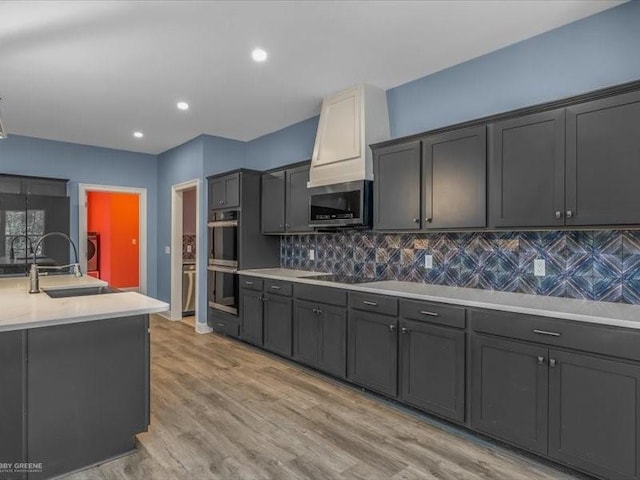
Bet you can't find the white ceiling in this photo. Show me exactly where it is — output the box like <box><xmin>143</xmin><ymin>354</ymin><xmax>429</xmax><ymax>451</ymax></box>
<box><xmin>0</xmin><ymin>0</ymin><xmax>624</xmax><ymax>154</ymax></box>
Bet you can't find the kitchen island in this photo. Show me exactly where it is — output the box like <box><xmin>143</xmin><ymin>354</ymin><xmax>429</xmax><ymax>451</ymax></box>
<box><xmin>0</xmin><ymin>275</ymin><xmax>168</xmax><ymax>480</ymax></box>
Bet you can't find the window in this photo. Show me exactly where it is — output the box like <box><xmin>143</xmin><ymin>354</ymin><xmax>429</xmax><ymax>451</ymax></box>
<box><xmin>4</xmin><ymin>209</ymin><xmax>46</xmax><ymax>259</ymax></box>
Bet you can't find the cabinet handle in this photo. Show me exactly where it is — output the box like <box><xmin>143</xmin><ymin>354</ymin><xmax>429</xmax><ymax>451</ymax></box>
<box><xmin>554</xmin><ymin>211</ymin><xmax>562</xmax><ymax>219</ymax></box>
<box><xmin>550</xmin><ymin>358</ymin><xmax>557</xmax><ymax>368</ymax></box>
<box><xmin>533</xmin><ymin>329</ymin><xmax>561</xmax><ymax>337</ymax></box>
<box><xmin>245</xmin><ymin>281</ymin><xmax>254</xmax><ymax>286</ymax></box>
<box><xmin>312</xmin><ymin>308</ymin><xmax>318</xmax><ymax>314</ymax></box>
<box><xmin>285</xmin><ymin>224</ymin><xmax>290</xmax><ymax>228</ymax></box>
<box><xmin>218</xmin><ymin>200</ymin><xmax>224</xmax><ymax>205</ymax></box>
<box><xmin>262</xmin><ymin>296</ymin><xmax>267</xmax><ymax>302</ymax></box>
<box><xmin>270</xmin><ymin>285</ymin><xmax>281</xmax><ymax>290</ymax></box>
<box><xmin>425</xmin><ymin>218</ymin><xmax>433</xmax><ymax>223</ymax></box>
<box><xmin>389</xmin><ymin>324</ymin><xmax>396</xmax><ymax>332</ymax></box>
<box><xmin>412</xmin><ymin>218</ymin><xmax>419</xmax><ymax>223</ymax></box>
<box><xmin>316</xmin><ymin>309</ymin><xmax>322</xmax><ymax>315</ymax></box>
<box><xmin>279</xmin><ymin>224</ymin><xmax>284</xmax><ymax>228</ymax></box>
<box><xmin>401</xmin><ymin>327</ymin><xmax>408</xmax><ymax>334</ymax></box>
<box><xmin>566</xmin><ymin>210</ymin><xmax>573</xmax><ymax>219</ymax></box>
<box><xmin>537</xmin><ymin>356</ymin><xmax>545</xmax><ymax>365</ymax></box>
<box><xmin>363</xmin><ymin>301</ymin><xmax>378</xmax><ymax>307</ymax></box>
<box><xmin>217</xmin><ymin>322</ymin><xmax>226</xmax><ymax>327</ymax></box>
<box><xmin>419</xmin><ymin>310</ymin><xmax>439</xmax><ymax>317</ymax></box>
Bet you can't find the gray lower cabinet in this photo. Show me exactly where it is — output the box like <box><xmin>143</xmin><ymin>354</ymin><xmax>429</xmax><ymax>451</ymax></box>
<box><xmin>27</xmin><ymin>316</ymin><xmax>149</xmax><ymax>480</ymax></box>
<box><xmin>263</xmin><ymin>293</ymin><xmax>293</xmax><ymax>357</ymax></box>
<box><xmin>293</xmin><ymin>300</ymin><xmax>347</xmax><ymax>378</ymax></box>
<box><xmin>566</xmin><ymin>90</ymin><xmax>640</xmax><ymax>226</ymax></box>
<box><xmin>0</xmin><ymin>331</ymin><xmax>25</xmax><ymax>479</ymax></box>
<box><xmin>240</xmin><ymin>288</ymin><xmax>263</xmax><ymax>345</ymax></box>
<box><xmin>489</xmin><ymin>109</ymin><xmax>565</xmax><ymax>228</ymax></box>
<box><xmin>399</xmin><ymin>320</ymin><xmax>465</xmax><ymax>423</ymax></box>
<box><xmin>422</xmin><ymin>125</ymin><xmax>486</xmax><ymax>229</ymax></box>
<box><xmin>261</xmin><ymin>171</ymin><xmax>286</xmax><ymax>234</ymax></box>
<box><xmin>348</xmin><ymin>309</ymin><xmax>398</xmax><ymax>397</ymax></box>
<box><xmin>470</xmin><ymin>334</ymin><xmax>549</xmax><ymax>455</ymax></box>
<box><xmin>548</xmin><ymin>350</ymin><xmax>640</xmax><ymax>480</ymax></box>
<box><xmin>373</xmin><ymin>141</ymin><xmax>422</xmax><ymax>231</ymax></box>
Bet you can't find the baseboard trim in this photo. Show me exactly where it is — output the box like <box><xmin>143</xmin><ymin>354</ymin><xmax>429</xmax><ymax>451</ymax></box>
<box><xmin>157</xmin><ymin>311</ymin><xmax>176</xmax><ymax>321</ymax></box>
<box><xmin>195</xmin><ymin>322</ymin><xmax>213</xmax><ymax>334</ymax></box>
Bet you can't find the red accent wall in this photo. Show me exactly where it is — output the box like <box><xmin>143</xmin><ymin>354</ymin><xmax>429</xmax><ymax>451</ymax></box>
<box><xmin>87</xmin><ymin>192</ymin><xmax>139</xmax><ymax>288</ymax></box>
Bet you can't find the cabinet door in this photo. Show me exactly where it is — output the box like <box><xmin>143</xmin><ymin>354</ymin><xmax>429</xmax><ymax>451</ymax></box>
<box><xmin>566</xmin><ymin>90</ymin><xmax>640</xmax><ymax>226</ymax></box>
<box><xmin>240</xmin><ymin>288</ymin><xmax>263</xmax><ymax>345</ymax></box>
<box><xmin>348</xmin><ymin>310</ymin><xmax>398</xmax><ymax>397</ymax></box>
<box><xmin>0</xmin><ymin>331</ymin><xmax>25</xmax><ymax>477</ymax></box>
<box><xmin>223</xmin><ymin>174</ymin><xmax>240</xmax><ymax>209</ymax></box>
<box><xmin>471</xmin><ymin>335</ymin><xmax>548</xmax><ymax>455</ymax></box>
<box><xmin>373</xmin><ymin>141</ymin><xmax>421</xmax><ymax>231</ymax></box>
<box><xmin>24</xmin><ymin>178</ymin><xmax>67</xmax><ymax>197</ymax></box>
<box><xmin>209</xmin><ymin>178</ymin><xmax>227</xmax><ymax>209</ymax></box>
<box><xmin>263</xmin><ymin>293</ymin><xmax>293</xmax><ymax>357</ymax></box>
<box><xmin>489</xmin><ymin>109</ymin><xmax>565</xmax><ymax>227</ymax></box>
<box><xmin>317</xmin><ymin>303</ymin><xmax>347</xmax><ymax>378</ymax></box>
<box><xmin>293</xmin><ymin>300</ymin><xmax>319</xmax><ymax>367</ymax></box>
<box><xmin>286</xmin><ymin>165</ymin><xmax>313</xmax><ymax>233</ymax></box>
<box><xmin>422</xmin><ymin>125</ymin><xmax>486</xmax><ymax>229</ymax></box>
<box><xmin>549</xmin><ymin>350</ymin><xmax>640</xmax><ymax>480</ymax></box>
<box><xmin>0</xmin><ymin>176</ymin><xmax>22</xmax><ymax>194</ymax></box>
<box><xmin>27</xmin><ymin>195</ymin><xmax>71</xmax><ymax>266</ymax></box>
<box><xmin>261</xmin><ymin>171</ymin><xmax>286</xmax><ymax>234</ymax></box>
<box><xmin>400</xmin><ymin>320</ymin><xmax>465</xmax><ymax>422</ymax></box>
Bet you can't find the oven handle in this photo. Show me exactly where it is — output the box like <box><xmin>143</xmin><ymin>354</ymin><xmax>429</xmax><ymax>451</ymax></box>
<box><xmin>207</xmin><ymin>265</ymin><xmax>238</xmax><ymax>274</ymax></box>
<box><xmin>207</xmin><ymin>220</ymin><xmax>238</xmax><ymax>228</ymax></box>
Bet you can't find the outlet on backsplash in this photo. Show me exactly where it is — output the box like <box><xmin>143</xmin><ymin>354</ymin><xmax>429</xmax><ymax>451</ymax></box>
<box><xmin>534</xmin><ymin>259</ymin><xmax>546</xmax><ymax>277</ymax></box>
<box><xmin>309</xmin><ymin>249</ymin><xmax>315</xmax><ymax>261</ymax></box>
<box><xmin>424</xmin><ymin>254</ymin><xmax>433</xmax><ymax>269</ymax></box>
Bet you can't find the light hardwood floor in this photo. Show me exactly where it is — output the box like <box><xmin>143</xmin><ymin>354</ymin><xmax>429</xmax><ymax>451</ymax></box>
<box><xmin>68</xmin><ymin>316</ymin><xmax>581</xmax><ymax>480</ymax></box>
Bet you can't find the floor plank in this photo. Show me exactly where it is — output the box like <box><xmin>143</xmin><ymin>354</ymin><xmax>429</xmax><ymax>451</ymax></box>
<box><xmin>66</xmin><ymin>316</ymin><xmax>580</xmax><ymax>480</ymax></box>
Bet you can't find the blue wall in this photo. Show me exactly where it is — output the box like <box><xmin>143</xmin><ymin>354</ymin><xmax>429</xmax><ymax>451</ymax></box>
<box><xmin>0</xmin><ymin>134</ymin><xmax>159</xmax><ymax>297</ymax></box>
<box><xmin>387</xmin><ymin>0</ymin><xmax>640</xmax><ymax>138</ymax></box>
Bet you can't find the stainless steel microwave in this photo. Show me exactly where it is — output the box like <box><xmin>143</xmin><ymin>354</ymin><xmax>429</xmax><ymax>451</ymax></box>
<box><xmin>308</xmin><ymin>180</ymin><xmax>372</xmax><ymax>228</ymax></box>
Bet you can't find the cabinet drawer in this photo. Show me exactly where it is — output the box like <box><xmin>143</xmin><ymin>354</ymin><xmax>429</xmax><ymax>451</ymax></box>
<box><xmin>470</xmin><ymin>309</ymin><xmax>640</xmax><ymax>362</ymax></box>
<box><xmin>208</xmin><ymin>309</ymin><xmax>240</xmax><ymax>337</ymax></box>
<box><xmin>294</xmin><ymin>283</ymin><xmax>347</xmax><ymax>307</ymax></box>
<box><xmin>400</xmin><ymin>299</ymin><xmax>465</xmax><ymax>329</ymax></box>
<box><xmin>264</xmin><ymin>279</ymin><xmax>292</xmax><ymax>296</ymax></box>
<box><xmin>240</xmin><ymin>276</ymin><xmax>263</xmax><ymax>291</ymax></box>
<box><xmin>349</xmin><ymin>291</ymin><xmax>398</xmax><ymax>316</ymax></box>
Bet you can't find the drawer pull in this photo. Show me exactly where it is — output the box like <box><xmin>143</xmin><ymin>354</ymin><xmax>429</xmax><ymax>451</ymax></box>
<box><xmin>389</xmin><ymin>324</ymin><xmax>396</xmax><ymax>332</ymax></box>
<box><xmin>363</xmin><ymin>301</ymin><xmax>378</xmax><ymax>307</ymax></box>
<box><xmin>401</xmin><ymin>327</ymin><xmax>409</xmax><ymax>334</ymax></box>
<box><xmin>533</xmin><ymin>329</ymin><xmax>561</xmax><ymax>337</ymax></box>
<box><xmin>245</xmin><ymin>281</ymin><xmax>254</xmax><ymax>286</ymax></box>
<box><xmin>270</xmin><ymin>285</ymin><xmax>281</xmax><ymax>290</ymax></box>
<box><xmin>537</xmin><ymin>356</ymin><xmax>545</xmax><ymax>365</ymax></box>
<box><xmin>217</xmin><ymin>323</ymin><xmax>226</xmax><ymax>327</ymax></box>
<box><xmin>550</xmin><ymin>358</ymin><xmax>557</xmax><ymax>368</ymax></box>
<box><xmin>419</xmin><ymin>310</ymin><xmax>439</xmax><ymax>317</ymax></box>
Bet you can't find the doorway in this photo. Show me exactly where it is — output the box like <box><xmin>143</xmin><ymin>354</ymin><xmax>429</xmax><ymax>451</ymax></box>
<box><xmin>170</xmin><ymin>179</ymin><xmax>206</xmax><ymax>333</ymax></box>
<box><xmin>78</xmin><ymin>184</ymin><xmax>148</xmax><ymax>294</ymax></box>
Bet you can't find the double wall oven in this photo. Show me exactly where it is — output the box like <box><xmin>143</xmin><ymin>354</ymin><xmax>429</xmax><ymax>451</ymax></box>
<box><xmin>207</xmin><ymin>210</ymin><xmax>239</xmax><ymax>315</ymax></box>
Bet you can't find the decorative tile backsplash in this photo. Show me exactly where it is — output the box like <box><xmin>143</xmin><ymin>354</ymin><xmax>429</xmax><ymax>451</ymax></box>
<box><xmin>280</xmin><ymin>230</ymin><xmax>640</xmax><ymax>304</ymax></box>
<box><xmin>182</xmin><ymin>234</ymin><xmax>196</xmax><ymax>260</ymax></box>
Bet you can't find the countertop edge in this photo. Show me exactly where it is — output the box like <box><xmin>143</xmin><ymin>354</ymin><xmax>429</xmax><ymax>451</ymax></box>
<box><xmin>238</xmin><ymin>269</ymin><xmax>640</xmax><ymax>330</ymax></box>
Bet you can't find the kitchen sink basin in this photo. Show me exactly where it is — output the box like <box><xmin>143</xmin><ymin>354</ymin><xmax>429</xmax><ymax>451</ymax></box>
<box><xmin>43</xmin><ymin>286</ymin><xmax>121</xmax><ymax>298</ymax></box>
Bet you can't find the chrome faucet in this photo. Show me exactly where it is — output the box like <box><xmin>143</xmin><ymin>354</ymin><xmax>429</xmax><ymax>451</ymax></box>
<box><xmin>29</xmin><ymin>232</ymin><xmax>83</xmax><ymax>294</ymax></box>
<box><xmin>9</xmin><ymin>234</ymin><xmax>34</xmax><ymax>262</ymax></box>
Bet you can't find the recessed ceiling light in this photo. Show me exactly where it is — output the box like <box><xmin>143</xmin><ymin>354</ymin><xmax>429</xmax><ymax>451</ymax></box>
<box><xmin>177</xmin><ymin>101</ymin><xmax>189</xmax><ymax>111</ymax></box>
<box><xmin>133</xmin><ymin>131</ymin><xmax>144</xmax><ymax>138</ymax></box>
<box><xmin>251</xmin><ymin>48</ymin><xmax>268</xmax><ymax>62</ymax></box>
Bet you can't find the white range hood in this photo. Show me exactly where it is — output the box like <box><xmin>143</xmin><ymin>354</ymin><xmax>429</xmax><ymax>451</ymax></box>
<box><xmin>308</xmin><ymin>84</ymin><xmax>390</xmax><ymax>188</ymax></box>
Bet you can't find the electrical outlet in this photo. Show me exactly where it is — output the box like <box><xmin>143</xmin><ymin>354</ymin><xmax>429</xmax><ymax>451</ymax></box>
<box><xmin>165</xmin><ymin>246</ymin><xmax>171</xmax><ymax>254</ymax></box>
<box><xmin>186</xmin><ymin>245</ymin><xmax>192</xmax><ymax>253</ymax></box>
<box><xmin>534</xmin><ymin>258</ymin><xmax>546</xmax><ymax>277</ymax></box>
<box><xmin>309</xmin><ymin>249</ymin><xmax>315</xmax><ymax>261</ymax></box>
<box><xmin>424</xmin><ymin>254</ymin><xmax>433</xmax><ymax>269</ymax></box>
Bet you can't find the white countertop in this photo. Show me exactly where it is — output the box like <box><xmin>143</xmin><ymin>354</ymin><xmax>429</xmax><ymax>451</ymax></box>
<box><xmin>239</xmin><ymin>268</ymin><xmax>640</xmax><ymax>330</ymax></box>
<box><xmin>0</xmin><ymin>275</ymin><xmax>169</xmax><ymax>332</ymax></box>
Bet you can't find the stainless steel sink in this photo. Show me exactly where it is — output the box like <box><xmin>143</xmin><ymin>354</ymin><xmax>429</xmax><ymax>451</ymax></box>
<box><xmin>43</xmin><ymin>286</ymin><xmax>121</xmax><ymax>298</ymax></box>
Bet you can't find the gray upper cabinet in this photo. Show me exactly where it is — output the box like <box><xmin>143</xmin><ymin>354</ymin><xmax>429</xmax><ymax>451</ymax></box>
<box><xmin>399</xmin><ymin>320</ymin><xmax>465</xmax><ymax>423</ymax></box>
<box><xmin>261</xmin><ymin>171</ymin><xmax>286</xmax><ymax>234</ymax></box>
<box><xmin>471</xmin><ymin>334</ymin><xmax>549</xmax><ymax>455</ymax></box>
<box><xmin>489</xmin><ymin>109</ymin><xmax>565</xmax><ymax>228</ymax></box>
<box><xmin>0</xmin><ymin>175</ymin><xmax>67</xmax><ymax>197</ymax></box>
<box><xmin>422</xmin><ymin>125</ymin><xmax>486</xmax><ymax>229</ymax></box>
<box><xmin>373</xmin><ymin>141</ymin><xmax>421</xmax><ymax>231</ymax></box>
<box><xmin>261</xmin><ymin>164</ymin><xmax>312</xmax><ymax>235</ymax></box>
<box><xmin>566</xmin><ymin>90</ymin><xmax>640</xmax><ymax>226</ymax></box>
<box><xmin>548</xmin><ymin>350</ymin><xmax>640</xmax><ymax>480</ymax></box>
<box><xmin>210</xmin><ymin>173</ymin><xmax>240</xmax><ymax>210</ymax></box>
<box><xmin>286</xmin><ymin>165</ymin><xmax>313</xmax><ymax>233</ymax></box>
